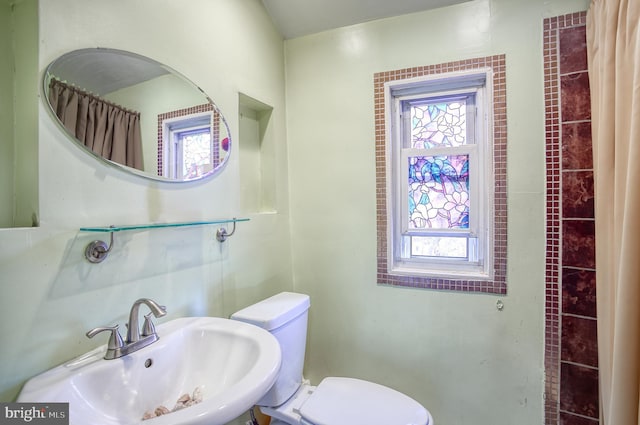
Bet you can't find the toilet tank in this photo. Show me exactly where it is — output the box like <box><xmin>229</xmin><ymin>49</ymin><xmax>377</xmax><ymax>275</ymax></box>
<box><xmin>231</xmin><ymin>292</ymin><xmax>310</xmax><ymax>407</ymax></box>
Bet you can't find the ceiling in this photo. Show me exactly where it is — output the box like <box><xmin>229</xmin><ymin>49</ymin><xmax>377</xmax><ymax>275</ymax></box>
<box><xmin>261</xmin><ymin>0</ymin><xmax>472</xmax><ymax>39</ymax></box>
<box><xmin>47</xmin><ymin>1</ymin><xmax>473</xmax><ymax>94</ymax></box>
<box><xmin>48</xmin><ymin>49</ymin><xmax>170</xmax><ymax>95</ymax></box>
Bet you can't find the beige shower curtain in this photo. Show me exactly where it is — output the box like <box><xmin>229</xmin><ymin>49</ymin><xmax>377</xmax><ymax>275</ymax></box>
<box><xmin>587</xmin><ymin>0</ymin><xmax>640</xmax><ymax>424</ymax></box>
<box><xmin>48</xmin><ymin>78</ymin><xmax>143</xmax><ymax>170</ymax></box>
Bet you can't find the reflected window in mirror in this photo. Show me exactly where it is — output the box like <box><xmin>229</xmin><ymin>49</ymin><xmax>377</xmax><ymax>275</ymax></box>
<box><xmin>175</xmin><ymin>127</ymin><xmax>212</xmax><ymax>180</ymax></box>
<box><xmin>167</xmin><ymin>114</ymin><xmax>213</xmax><ymax>180</ymax></box>
<box><xmin>157</xmin><ymin>104</ymin><xmax>229</xmax><ymax>180</ymax></box>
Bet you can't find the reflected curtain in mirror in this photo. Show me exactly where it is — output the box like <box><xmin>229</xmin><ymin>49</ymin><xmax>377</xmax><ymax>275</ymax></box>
<box><xmin>48</xmin><ymin>78</ymin><xmax>143</xmax><ymax>170</ymax></box>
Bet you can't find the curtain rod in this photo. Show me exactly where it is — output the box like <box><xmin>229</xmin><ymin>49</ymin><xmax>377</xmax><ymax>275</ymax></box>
<box><xmin>49</xmin><ymin>77</ymin><xmax>141</xmax><ymax>117</ymax></box>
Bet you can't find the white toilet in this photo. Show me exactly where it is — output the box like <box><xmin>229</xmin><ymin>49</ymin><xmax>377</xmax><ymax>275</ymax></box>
<box><xmin>231</xmin><ymin>292</ymin><xmax>433</xmax><ymax>425</ymax></box>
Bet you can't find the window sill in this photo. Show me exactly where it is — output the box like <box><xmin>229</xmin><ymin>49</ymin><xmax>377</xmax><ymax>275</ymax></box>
<box><xmin>388</xmin><ymin>264</ymin><xmax>493</xmax><ymax>282</ymax></box>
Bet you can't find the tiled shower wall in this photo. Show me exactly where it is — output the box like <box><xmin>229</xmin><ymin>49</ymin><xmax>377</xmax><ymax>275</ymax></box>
<box><xmin>544</xmin><ymin>12</ymin><xmax>599</xmax><ymax>425</ymax></box>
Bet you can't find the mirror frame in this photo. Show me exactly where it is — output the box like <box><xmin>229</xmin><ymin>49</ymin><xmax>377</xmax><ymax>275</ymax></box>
<box><xmin>43</xmin><ymin>48</ymin><xmax>232</xmax><ymax>183</ymax></box>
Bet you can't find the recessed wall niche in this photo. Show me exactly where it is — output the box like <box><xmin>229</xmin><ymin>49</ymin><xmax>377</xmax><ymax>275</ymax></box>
<box><xmin>238</xmin><ymin>93</ymin><xmax>275</xmax><ymax>213</ymax></box>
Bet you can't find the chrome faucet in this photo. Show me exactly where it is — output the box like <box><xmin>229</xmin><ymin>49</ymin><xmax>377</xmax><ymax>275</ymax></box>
<box><xmin>126</xmin><ymin>298</ymin><xmax>167</xmax><ymax>343</ymax></box>
<box><xmin>86</xmin><ymin>298</ymin><xmax>167</xmax><ymax>360</ymax></box>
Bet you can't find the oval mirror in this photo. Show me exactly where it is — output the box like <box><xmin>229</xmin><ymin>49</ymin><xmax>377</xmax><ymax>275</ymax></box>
<box><xmin>43</xmin><ymin>48</ymin><xmax>231</xmax><ymax>182</ymax></box>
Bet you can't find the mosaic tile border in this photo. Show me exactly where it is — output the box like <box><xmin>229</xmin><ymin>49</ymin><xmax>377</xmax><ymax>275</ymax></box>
<box><xmin>544</xmin><ymin>11</ymin><xmax>597</xmax><ymax>425</ymax></box>
<box><xmin>373</xmin><ymin>55</ymin><xmax>507</xmax><ymax>294</ymax></box>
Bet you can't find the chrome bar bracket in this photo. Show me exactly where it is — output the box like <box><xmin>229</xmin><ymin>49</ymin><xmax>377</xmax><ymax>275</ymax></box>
<box><xmin>84</xmin><ymin>231</ymin><xmax>114</xmax><ymax>263</ymax></box>
<box><xmin>216</xmin><ymin>218</ymin><xmax>237</xmax><ymax>243</ymax></box>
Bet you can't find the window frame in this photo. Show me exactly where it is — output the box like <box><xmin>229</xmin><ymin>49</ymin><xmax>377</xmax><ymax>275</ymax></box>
<box><xmin>374</xmin><ymin>55</ymin><xmax>507</xmax><ymax>294</ymax></box>
<box><xmin>161</xmin><ymin>111</ymin><xmax>214</xmax><ymax>180</ymax></box>
<box><xmin>156</xmin><ymin>103</ymin><xmax>218</xmax><ymax>178</ymax></box>
<box><xmin>386</xmin><ymin>69</ymin><xmax>494</xmax><ymax>280</ymax></box>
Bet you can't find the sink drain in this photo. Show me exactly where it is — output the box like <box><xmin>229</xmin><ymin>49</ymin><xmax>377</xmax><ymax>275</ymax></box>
<box><xmin>144</xmin><ymin>358</ymin><xmax>153</xmax><ymax>368</ymax></box>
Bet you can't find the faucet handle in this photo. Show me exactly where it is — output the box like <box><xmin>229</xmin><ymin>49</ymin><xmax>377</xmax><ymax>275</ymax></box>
<box><xmin>86</xmin><ymin>325</ymin><xmax>125</xmax><ymax>350</ymax></box>
<box><xmin>141</xmin><ymin>313</ymin><xmax>157</xmax><ymax>337</ymax></box>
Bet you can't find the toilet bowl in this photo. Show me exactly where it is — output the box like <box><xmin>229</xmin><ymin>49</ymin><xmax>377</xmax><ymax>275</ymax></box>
<box><xmin>231</xmin><ymin>292</ymin><xmax>433</xmax><ymax>425</ymax></box>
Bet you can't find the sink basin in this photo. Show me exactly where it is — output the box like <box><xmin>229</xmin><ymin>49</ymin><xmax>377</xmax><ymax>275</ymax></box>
<box><xmin>17</xmin><ymin>317</ymin><xmax>282</xmax><ymax>425</ymax></box>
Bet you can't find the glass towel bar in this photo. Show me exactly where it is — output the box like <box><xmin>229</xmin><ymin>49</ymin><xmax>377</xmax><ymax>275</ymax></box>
<box><xmin>80</xmin><ymin>218</ymin><xmax>249</xmax><ymax>263</ymax></box>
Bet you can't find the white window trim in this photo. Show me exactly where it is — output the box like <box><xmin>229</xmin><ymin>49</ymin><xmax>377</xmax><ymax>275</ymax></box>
<box><xmin>384</xmin><ymin>68</ymin><xmax>495</xmax><ymax>281</ymax></box>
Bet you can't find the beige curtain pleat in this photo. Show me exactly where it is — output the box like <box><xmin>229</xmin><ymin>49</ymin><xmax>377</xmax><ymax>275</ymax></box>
<box><xmin>92</xmin><ymin>101</ymin><xmax>109</xmax><ymax>156</ymax></box>
<box><xmin>110</xmin><ymin>108</ymin><xmax>127</xmax><ymax>166</ymax></box>
<box><xmin>47</xmin><ymin>78</ymin><xmax>143</xmax><ymax>170</ymax></box>
<box><xmin>128</xmin><ymin>113</ymin><xmax>143</xmax><ymax>170</ymax></box>
<box><xmin>85</xmin><ymin>99</ymin><xmax>97</xmax><ymax>152</ymax></box>
<box><xmin>75</xmin><ymin>94</ymin><xmax>90</xmax><ymax>143</ymax></box>
<box><xmin>62</xmin><ymin>90</ymin><xmax>79</xmax><ymax>134</ymax></box>
<box><xmin>587</xmin><ymin>1</ymin><xmax>640</xmax><ymax>424</ymax></box>
<box><xmin>102</xmin><ymin>106</ymin><xmax>117</xmax><ymax>160</ymax></box>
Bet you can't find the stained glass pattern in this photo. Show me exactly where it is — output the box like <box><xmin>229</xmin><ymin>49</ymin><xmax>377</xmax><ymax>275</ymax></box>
<box><xmin>408</xmin><ymin>155</ymin><xmax>470</xmax><ymax>230</ymax></box>
<box><xmin>410</xmin><ymin>101</ymin><xmax>467</xmax><ymax>148</ymax></box>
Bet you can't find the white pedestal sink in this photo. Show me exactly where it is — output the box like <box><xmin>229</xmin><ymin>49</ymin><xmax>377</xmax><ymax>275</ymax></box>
<box><xmin>18</xmin><ymin>317</ymin><xmax>282</xmax><ymax>425</ymax></box>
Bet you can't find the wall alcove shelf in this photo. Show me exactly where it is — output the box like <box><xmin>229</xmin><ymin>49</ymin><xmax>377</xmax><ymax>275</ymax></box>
<box><xmin>79</xmin><ymin>218</ymin><xmax>249</xmax><ymax>263</ymax></box>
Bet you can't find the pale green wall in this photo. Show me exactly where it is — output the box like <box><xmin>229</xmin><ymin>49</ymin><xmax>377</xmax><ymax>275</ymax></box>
<box><xmin>285</xmin><ymin>0</ymin><xmax>588</xmax><ymax>424</ymax></box>
<box><xmin>0</xmin><ymin>0</ymin><xmax>292</xmax><ymax>407</ymax></box>
<box><xmin>0</xmin><ymin>1</ymin><xmax>14</xmax><ymax>227</ymax></box>
<box><xmin>0</xmin><ymin>1</ymin><xmax>594</xmax><ymax>424</ymax></box>
<box><xmin>12</xmin><ymin>0</ymin><xmax>38</xmax><ymax>227</ymax></box>
<box><xmin>0</xmin><ymin>0</ymin><xmax>38</xmax><ymax>228</ymax></box>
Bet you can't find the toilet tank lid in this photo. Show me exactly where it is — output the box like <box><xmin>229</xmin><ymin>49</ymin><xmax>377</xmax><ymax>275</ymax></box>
<box><xmin>231</xmin><ymin>292</ymin><xmax>310</xmax><ymax>331</ymax></box>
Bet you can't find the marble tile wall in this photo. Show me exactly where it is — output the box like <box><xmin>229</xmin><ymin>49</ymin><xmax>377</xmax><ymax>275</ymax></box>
<box><xmin>544</xmin><ymin>12</ymin><xmax>599</xmax><ymax>425</ymax></box>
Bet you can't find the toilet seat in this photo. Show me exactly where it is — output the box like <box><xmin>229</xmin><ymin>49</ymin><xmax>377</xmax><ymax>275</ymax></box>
<box><xmin>264</xmin><ymin>377</ymin><xmax>432</xmax><ymax>425</ymax></box>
